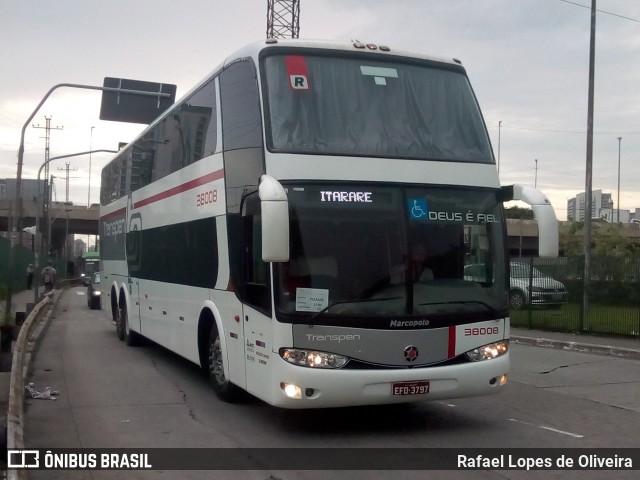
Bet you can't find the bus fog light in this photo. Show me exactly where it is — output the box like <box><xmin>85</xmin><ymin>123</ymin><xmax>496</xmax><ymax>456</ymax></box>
<box><xmin>465</xmin><ymin>340</ymin><xmax>509</xmax><ymax>362</ymax></box>
<box><xmin>280</xmin><ymin>382</ymin><xmax>302</xmax><ymax>399</ymax></box>
<box><xmin>499</xmin><ymin>374</ymin><xmax>508</xmax><ymax>385</ymax></box>
<box><xmin>281</xmin><ymin>348</ymin><xmax>348</xmax><ymax>369</ymax></box>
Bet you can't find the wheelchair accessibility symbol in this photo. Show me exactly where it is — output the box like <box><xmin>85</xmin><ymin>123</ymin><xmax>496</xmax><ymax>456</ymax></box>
<box><xmin>408</xmin><ymin>198</ymin><xmax>428</xmax><ymax>220</ymax></box>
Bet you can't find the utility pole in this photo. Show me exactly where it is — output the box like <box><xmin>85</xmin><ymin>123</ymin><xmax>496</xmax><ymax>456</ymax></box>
<box><xmin>617</xmin><ymin>136</ymin><xmax>622</xmax><ymax>224</ymax></box>
<box><xmin>32</xmin><ymin>116</ymin><xmax>64</xmax><ymax>220</ymax></box>
<box><xmin>582</xmin><ymin>0</ymin><xmax>597</xmax><ymax>324</ymax></box>
<box><xmin>266</xmin><ymin>0</ymin><xmax>300</xmax><ymax>39</ymax></box>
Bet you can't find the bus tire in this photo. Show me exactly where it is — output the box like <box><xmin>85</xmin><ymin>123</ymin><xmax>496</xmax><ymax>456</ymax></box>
<box><xmin>116</xmin><ymin>303</ymin><xmax>126</xmax><ymax>341</ymax></box>
<box><xmin>118</xmin><ymin>302</ymin><xmax>141</xmax><ymax>346</ymax></box>
<box><xmin>208</xmin><ymin>324</ymin><xmax>240</xmax><ymax>402</ymax></box>
<box><xmin>123</xmin><ymin>308</ymin><xmax>141</xmax><ymax>347</ymax></box>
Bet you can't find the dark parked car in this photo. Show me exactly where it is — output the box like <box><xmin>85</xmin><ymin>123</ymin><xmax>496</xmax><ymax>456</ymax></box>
<box><xmin>87</xmin><ymin>272</ymin><xmax>102</xmax><ymax>310</ymax></box>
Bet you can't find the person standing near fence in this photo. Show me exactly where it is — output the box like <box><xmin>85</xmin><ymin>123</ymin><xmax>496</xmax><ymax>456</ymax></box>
<box><xmin>26</xmin><ymin>264</ymin><xmax>34</xmax><ymax>290</ymax></box>
<box><xmin>41</xmin><ymin>261</ymin><xmax>57</xmax><ymax>292</ymax></box>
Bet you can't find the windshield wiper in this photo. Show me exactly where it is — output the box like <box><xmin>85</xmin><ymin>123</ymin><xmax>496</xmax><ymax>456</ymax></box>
<box><xmin>307</xmin><ymin>296</ymin><xmax>403</xmax><ymax>325</ymax></box>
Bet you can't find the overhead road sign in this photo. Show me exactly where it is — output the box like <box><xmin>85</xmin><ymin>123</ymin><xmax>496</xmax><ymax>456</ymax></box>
<box><xmin>100</xmin><ymin>78</ymin><xmax>177</xmax><ymax>124</ymax></box>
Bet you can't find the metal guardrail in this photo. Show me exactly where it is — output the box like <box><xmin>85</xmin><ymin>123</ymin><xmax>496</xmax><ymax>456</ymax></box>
<box><xmin>6</xmin><ymin>291</ymin><xmax>55</xmax><ymax>480</ymax></box>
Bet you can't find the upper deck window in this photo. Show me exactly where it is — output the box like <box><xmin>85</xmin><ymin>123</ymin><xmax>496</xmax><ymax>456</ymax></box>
<box><xmin>263</xmin><ymin>53</ymin><xmax>493</xmax><ymax>163</ymax></box>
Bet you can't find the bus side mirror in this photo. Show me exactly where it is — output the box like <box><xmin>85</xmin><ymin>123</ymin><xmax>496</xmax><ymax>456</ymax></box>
<box><xmin>259</xmin><ymin>175</ymin><xmax>290</xmax><ymax>262</ymax></box>
<box><xmin>501</xmin><ymin>184</ymin><xmax>559</xmax><ymax>258</ymax></box>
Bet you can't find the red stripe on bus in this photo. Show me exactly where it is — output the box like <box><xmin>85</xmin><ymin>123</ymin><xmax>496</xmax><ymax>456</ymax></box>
<box><xmin>134</xmin><ymin>169</ymin><xmax>224</xmax><ymax>209</ymax></box>
<box><xmin>100</xmin><ymin>207</ymin><xmax>126</xmax><ymax>221</ymax></box>
<box><xmin>448</xmin><ymin>325</ymin><xmax>456</xmax><ymax>358</ymax></box>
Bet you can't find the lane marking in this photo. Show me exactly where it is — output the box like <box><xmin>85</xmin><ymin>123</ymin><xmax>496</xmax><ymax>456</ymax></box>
<box><xmin>509</xmin><ymin>418</ymin><xmax>584</xmax><ymax>438</ymax></box>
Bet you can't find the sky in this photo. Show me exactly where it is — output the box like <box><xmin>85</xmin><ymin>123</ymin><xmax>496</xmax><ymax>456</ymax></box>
<box><xmin>1</xmin><ymin>0</ymin><xmax>639</xmax><ymax>221</ymax></box>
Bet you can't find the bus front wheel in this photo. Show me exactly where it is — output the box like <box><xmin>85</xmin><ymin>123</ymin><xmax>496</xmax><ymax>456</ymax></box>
<box><xmin>208</xmin><ymin>326</ymin><xmax>240</xmax><ymax>402</ymax></box>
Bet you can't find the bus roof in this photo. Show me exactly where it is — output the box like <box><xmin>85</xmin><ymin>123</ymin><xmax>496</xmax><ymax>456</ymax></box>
<box><xmin>228</xmin><ymin>38</ymin><xmax>464</xmax><ymax>69</ymax></box>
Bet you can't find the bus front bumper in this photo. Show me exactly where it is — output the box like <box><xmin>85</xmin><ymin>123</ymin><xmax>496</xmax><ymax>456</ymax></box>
<box><xmin>263</xmin><ymin>353</ymin><xmax>509</xmax><ymax>409</ymax></box>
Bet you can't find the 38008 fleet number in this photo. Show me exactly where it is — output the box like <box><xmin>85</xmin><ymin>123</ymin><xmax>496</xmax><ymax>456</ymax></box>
<box><xmin>464</xmin><ymin>326</ymin><xmax>499</xmax><ymax>336</ymax></box>
<box><xmin>196</xmin><ymin>189</ymin><xmax>218</xmax><ymax>206</ymax></box>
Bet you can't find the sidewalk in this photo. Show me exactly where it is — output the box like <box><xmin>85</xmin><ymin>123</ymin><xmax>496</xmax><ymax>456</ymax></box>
<box><xmin>511</xmin><ymin>326</ymin><xmax>640</xmax><ymax>360</ymax></box>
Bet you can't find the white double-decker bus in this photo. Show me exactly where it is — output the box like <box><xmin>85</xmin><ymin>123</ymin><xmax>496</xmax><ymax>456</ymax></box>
<box><xmin>100</xmin><ymin>39</ymin><xmax>558</xmax><ymax>408</ymax></box>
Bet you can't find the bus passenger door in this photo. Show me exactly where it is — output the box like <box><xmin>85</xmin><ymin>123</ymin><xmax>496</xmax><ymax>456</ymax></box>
<box><xmin>240</xmin><ymin>193</ymin><xmax>273</xmax><ymax>396</ymax></box>
<box><xmin>126</xmin><ymin>210</ymin><xmax>143</xmax><ymax>332</ymax></box>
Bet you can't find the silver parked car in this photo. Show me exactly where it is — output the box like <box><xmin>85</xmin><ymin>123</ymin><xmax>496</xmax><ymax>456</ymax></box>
<box><xmin>509</xmin><ymin>262</ymin><xmax>567</xmax><ymax>310</ymax></box>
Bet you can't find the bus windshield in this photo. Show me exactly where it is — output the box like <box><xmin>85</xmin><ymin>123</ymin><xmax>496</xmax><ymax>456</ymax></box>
<box><xmin>274</xmin><ymin>184</ymin><xmax>508</xmax><ymax>322</ymax></box>
<box><xmin>263</xmin><ymin>52</ymin><xmax>493</xmax><ymax>163</ymax></box>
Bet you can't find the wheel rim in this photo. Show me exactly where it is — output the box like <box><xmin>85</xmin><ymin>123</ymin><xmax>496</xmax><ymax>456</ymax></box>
<box><xmin>209</xmin><ymin>336</ymin><xmax>225</xmax><ymax>385</ymax></box>
<box><xmin>510</xmin><ymin>292</ymin><xmax>524</xmax><ymax>309</ymax></box>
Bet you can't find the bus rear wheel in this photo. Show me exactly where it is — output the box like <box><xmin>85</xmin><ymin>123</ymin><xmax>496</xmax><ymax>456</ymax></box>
<box><xmin>116</xmin><ymin>303</ymin><xmax>126</xmax><ymax>341</ymax></box>
<box><xmin>117</xmin><ymin>302</ymin><xmax>140</xmax><ymax>346</ymax></box>
<box><xmin>208</xmin><ymin>326</ymin><xmax>240</xmax><ymax>402</ymax></box>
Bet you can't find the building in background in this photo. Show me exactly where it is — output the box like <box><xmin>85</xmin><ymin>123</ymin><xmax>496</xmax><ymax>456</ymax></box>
<box><xmin>567</xmin><ymin>190</ymin><xmax>638</xmax><ymax>223</ymax></box>
<box><xmin>0</xmin><ymin>178</ymin><xmax>45</xmax><ymax>201</ymax></box>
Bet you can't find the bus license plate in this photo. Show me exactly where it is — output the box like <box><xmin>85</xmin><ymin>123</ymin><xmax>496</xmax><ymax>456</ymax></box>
<box><xmin>392</xmin><ymin>381</ymin><xmax>430</xmax><ymax>396</ymax></box>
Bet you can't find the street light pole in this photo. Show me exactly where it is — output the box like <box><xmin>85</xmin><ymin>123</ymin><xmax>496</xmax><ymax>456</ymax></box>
<box><xmin>497</xmin><ymin>120</ymin><xmax>502</xmax><ymax>175</ymax></box>
<box><xmin>534</xmin><ymin>158</ymin><xmax>538</xmax><ymax>188</ymax></box>
<box><xmin>617</xmin><ymin>136</ymin><xmax>622</xmax><ymax>224</ymax></box>
<box><xmin>88</xmin><ymin>126</ymin><xmax>95</xmax><ymax>207</ymax></box>
<box><xmin>5</xmin><ymin>82</ymin><xmax>171</xmax><ymax>317</ymax></box>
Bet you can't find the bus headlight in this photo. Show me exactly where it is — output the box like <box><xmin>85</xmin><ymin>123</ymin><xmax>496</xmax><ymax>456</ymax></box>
<box><xmin>465</xmin><ymin>340</ymin><xmax>509</xmax><ymax>362</ymax></box>
<box><xmin>280</xmin><ymin>348</ymin><xmax>349</xmax><ymax>369</ymax></box>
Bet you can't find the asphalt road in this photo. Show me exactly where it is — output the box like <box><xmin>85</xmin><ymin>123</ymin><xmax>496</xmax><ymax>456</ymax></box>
<box><xmin>22</xmin><ymin>287</ymin><xmax>640</xmax><ymax>480</ymax></box>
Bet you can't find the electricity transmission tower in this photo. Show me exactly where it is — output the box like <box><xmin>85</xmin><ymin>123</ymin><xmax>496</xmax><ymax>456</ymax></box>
<box><xmin>266</xmin><ymin>0</ymin><xmax>300</xmax><ymax>39</ymax></box>
<box><xmin>58</xmin><ymin>162</ymin><xmax>79</xmax><ymax>203</ymax></box>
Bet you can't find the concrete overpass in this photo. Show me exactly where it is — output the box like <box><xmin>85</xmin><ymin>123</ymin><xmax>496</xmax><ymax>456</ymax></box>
<box><xmin>0</xmin><ymin>198</ymin><xmax>99</xmax><ymax>255</ymax></box>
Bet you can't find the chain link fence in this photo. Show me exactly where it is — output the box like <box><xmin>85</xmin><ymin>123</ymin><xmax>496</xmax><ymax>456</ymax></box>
<box><xmin>509</xmin><ymin>256</ymin><xmax>640</xmax><ymax>337</ymax></box>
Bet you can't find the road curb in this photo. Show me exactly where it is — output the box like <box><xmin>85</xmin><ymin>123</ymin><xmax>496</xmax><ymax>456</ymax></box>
<box><xmin>511</xmin><ymin>335</ymin><xmax>640</xmax><ymax>360</ymax></box>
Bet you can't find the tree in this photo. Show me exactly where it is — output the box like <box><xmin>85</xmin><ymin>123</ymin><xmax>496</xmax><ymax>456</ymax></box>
<box><xmin>504</xmin><ymin>206</ymin><xmax>534</xmax><ymax>219</ymax></box>
<box><xmin>560</xmin><ymin>221</ymin><xmax>640</xmax><ymax>257</ymax></box>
